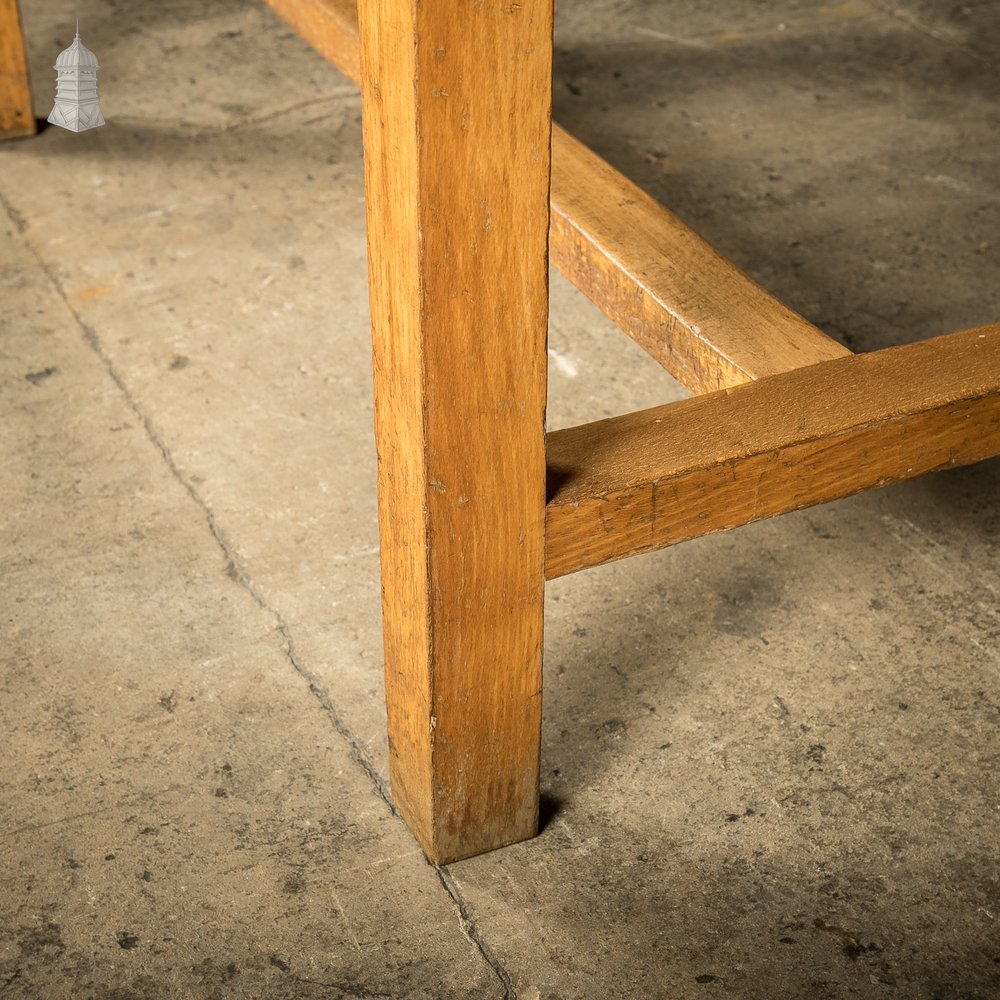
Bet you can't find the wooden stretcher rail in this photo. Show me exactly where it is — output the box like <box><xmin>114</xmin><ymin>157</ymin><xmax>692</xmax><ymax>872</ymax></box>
<box><xmin>549</xmin><ymin>129</ymin><xmax>851</xmax><ymax>392</ymax></box>
<box><xmin>264</xmin><ymin>0</ymin><xmax>361</xmax><ymax>86</ymax></box>
<box><xmin>259</xmin><ymin>0</ymin><xmax>848</xmax><ymax>393</ymax></box>
<box><xmin>544</xmin><ymin>324</ymin><xmax>1000</xmax><ymax>579</ymax></box>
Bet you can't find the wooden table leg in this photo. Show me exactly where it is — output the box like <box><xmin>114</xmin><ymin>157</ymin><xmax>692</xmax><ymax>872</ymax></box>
<box><xmin>358</xmin><ymin>0</ymin><xmax>552</xmax><ymax>864</ymax></box>
<box><xmin>0</xmin><ymin>0</ymin><xmax>35</xmax><ymax>140</ymax></box>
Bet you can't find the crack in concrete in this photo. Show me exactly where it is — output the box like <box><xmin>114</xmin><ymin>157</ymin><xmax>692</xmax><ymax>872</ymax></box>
<box><xmin>436</xmin><ymin>866</ymin><xmax>517</xmax><ymax>1000</ymax></box>
<box><xmin>277</xmin><ymin>623</ymin><xmax>395</xmax><ymax>812</ymax></box>
<box><xmin>27</xmin><ymin>243</ymin><xmax>517</xmax><ymax>1000</ymax></box>
<box><xmin>0</xmin><ymin>190</ymin><xmax>28</xmax><ymax>234</ymax></box>
<box><xmin>28</xmin><ymin>253</ymin><xmax>394</xmax><ymax>810</ymax></box>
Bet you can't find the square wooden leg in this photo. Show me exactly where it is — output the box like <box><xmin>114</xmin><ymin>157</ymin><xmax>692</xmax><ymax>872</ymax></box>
<box><xmin>0</xmin><ymin>0</ymin><xmax>36</xmax><ymax>140</ymax></box>
<box><xmin>358</xmin><ymin>1</ymin><xmax>553</xmax><ymax>864</ymax></box>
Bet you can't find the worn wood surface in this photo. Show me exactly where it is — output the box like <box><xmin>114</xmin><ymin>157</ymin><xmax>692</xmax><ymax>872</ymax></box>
<box><xmin>549</xmin><ymin>128</ymin><xmax>851</xmax><ymax>392</ymax></box>
<box><xmin>0</xmin><ymin>0</ymin><xmax>35</xmax><ymax>140</ymax></box>
<box><xmin>262</xmin><ymin>0</ymin><xmax>847</xmax><ymax>390</ymax></box>
<box><xmin>546</xmin><ymin>325</ymin><xmax>1000</xmax><ymax>579</ymax></box>
<box><xmin>359</xmin><ymin>0</ymin><xmax>551</xmax><ymax>863</ymax></box>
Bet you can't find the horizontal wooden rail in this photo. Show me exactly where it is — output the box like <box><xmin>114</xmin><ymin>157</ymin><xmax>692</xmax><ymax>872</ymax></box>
<box><xmin>264</xmin><ymin>0</ymin><xmax>361</xmax><ymax>85</ymax></box>
<box><xmin>549</xmin><ymin>129</ymin><xmax>850</xmax><ymax>392</ymax></box>
<box><xmin>545</xmin><ymin>324</ymin><xmax>1000</xmax><ymax>579</ymax></box>
<box><xmin>260</xmin><ymin>0</ymin><xmax>848</xmax><ymax>393</ymax></box>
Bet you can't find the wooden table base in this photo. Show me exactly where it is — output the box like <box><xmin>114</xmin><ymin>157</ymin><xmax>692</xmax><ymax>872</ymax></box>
<box><xmin>7</xmin><ymin>0</ymin><xmax>998</xmax><ymax>864</ymax></box>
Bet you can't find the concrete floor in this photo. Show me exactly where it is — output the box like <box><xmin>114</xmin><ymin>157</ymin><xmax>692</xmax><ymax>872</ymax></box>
<box><xmin>2</xmin><ymin>1</ymin><xmax>998</xmax><ymax>997</ymax></box>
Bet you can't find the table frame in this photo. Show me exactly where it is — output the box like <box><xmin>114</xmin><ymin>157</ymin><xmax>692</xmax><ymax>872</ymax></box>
<box><xmin>5</xmin><ymin>0</ymin><xmax>998</xmax><ymax>864</ymax></box>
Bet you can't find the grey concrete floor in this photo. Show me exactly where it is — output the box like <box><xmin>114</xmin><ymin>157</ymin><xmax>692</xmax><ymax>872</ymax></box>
<box><xmin>2</xmin><ymin>1</ymin><xmax>998</xmax><ymax>997</ymax></box>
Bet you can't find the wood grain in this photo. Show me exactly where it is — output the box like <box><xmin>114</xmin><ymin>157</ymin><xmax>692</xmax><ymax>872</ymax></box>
<box><xmin>546</xmin><ymin>324</ymin><xmax>1000</xmax><ymax>579</ymax></box>
<box><xmin>261</xmin><ymin>0</ymin><xmax>847</xmax><ymax>391</ymax></box>
<box><xmin>0</xmin><ymin>0</ymin><xmax>35</xmax><ymax>140</ymax></box>
<box><xmin>549</xmin><ymin>128</ymin><xmax>851</xmax><ymax>392</ymax></box>
<box><xmin>359</xmin><ymin>0</ymin><xmax>551</xmax><ymax>863</ymax></box>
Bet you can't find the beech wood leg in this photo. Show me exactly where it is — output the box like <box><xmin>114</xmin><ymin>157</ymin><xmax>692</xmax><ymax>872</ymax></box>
<box><xmin>358</xmin><ymin>0</ymin><xmax>553</xmax><ymax>863</ymax></box>
<box><xmin>0</xmin><ymin>0</ymin><xmax>35</xmax><ymax>140</ymax></box>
